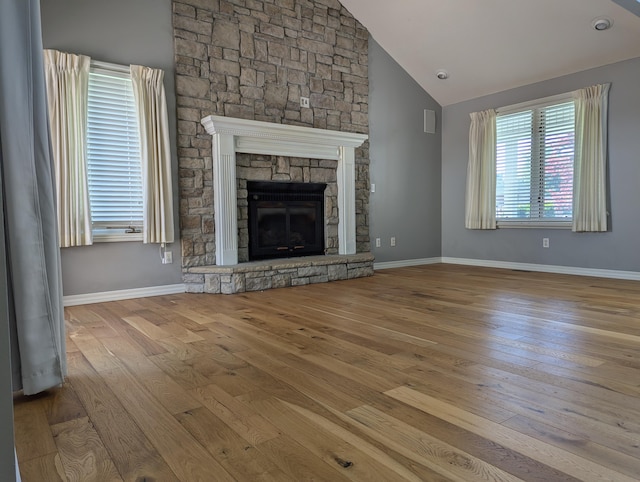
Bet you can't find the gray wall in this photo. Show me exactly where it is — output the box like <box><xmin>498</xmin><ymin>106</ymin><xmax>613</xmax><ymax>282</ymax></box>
<box><xmin>442</xmin><ymin>57</ymin><xmax>640</xmax><ymax>271</ymax></box>
<box><xmin>40</xmin><ymin>0</ymin><xmax>182</xmax><ymax>296</ymax></box>
<box><xmin>368</xmin><ymin>38</ymin><xmax>442</xmax><ymax>263</ymax></box>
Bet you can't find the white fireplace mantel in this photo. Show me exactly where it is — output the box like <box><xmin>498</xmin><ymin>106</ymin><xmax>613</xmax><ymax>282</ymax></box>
<box><xmin>201</xmin><ymin>115</ymin><xmax>368</xmax><ymax>266</ymax></box>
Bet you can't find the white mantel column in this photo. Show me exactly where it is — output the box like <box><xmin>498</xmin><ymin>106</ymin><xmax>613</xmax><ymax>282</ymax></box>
<box><xmin>212</xmin><ymin>133</ymin><xmax>238</xmax><ymax>265</ymax></box>
<box><xmin>338</xmin><ymin>146</ymin><xmax>357</xmax><ymax>255</ymax></box>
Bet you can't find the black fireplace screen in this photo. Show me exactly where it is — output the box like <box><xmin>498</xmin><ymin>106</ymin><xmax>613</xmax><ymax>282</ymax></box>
<box><xmin>247</xmin><ymin>181</ymin><xmax>326</xmax><ymax>260</ymax></box>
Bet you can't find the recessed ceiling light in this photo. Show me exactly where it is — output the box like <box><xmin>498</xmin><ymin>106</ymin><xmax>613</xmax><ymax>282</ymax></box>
<box><xmin>591</xmin><ymin>17</ymin><xmax>613</xmax><ymax>31</ymax></box>
<box><xmin>436</xmin><ymin>70</ymin><xmax>449</xmax><ymax>80</ymax></box>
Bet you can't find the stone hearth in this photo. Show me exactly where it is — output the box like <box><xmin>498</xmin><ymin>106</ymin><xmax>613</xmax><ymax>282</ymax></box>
<box><xmin>184</xmin><ymin>253</ymin><xmax>374</xmax><ymax>294</ymax></box>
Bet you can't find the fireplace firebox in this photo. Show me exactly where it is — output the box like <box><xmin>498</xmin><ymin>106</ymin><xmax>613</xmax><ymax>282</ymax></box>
<box><xmin>248</xmin><ymin>181</ymin><xmax>326</xmax><ymax>261</ymax></box>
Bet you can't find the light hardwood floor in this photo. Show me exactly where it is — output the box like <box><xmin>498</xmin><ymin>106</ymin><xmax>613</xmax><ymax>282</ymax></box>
<box><xmin>13</xmin><ymin>264</ymin><xmax>640</xmax><ymax>481</ymax></box>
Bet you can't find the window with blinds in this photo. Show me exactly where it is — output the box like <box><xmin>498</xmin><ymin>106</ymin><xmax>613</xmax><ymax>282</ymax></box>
<box><xmin>496</xmin><ymin>96</ymin><xmax>575</xmax><ymax>225</ymax></box>
<box><xmin>86</xmin><ymin>64</ymin><xmax>143</xmax><ymax>240</ymax></box>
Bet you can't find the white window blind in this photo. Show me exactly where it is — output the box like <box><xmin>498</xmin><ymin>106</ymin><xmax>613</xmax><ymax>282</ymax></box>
<box><xmin>86</xmin><ymin>65</ymin><xmax>143</xmax><ymax>236</ymax></box>
<box><xmin>496</xmin><ymin>98</ymin><xmax>575</xmax><ymax>224</ymax></box>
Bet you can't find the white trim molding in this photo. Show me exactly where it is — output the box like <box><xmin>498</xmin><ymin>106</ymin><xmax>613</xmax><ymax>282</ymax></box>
<box><xmin>62</xmin><ymin>258</ymin><xmax>640</xmax><ymax>306</ymax></box>
<box><xmin>441</xmin><ymin>257</ymin><xmax>640</xmax><ymax>281</ymax></box>
<box><xmin>63</xmin><ymin>284</ymin><xmax>185</xmax><ymax>307</ymax></box>
<box><xmin>201</xmin><ymin>115</ymin><xmax>368</xmax><ymax>266</ymax></box>
<box><xmin>374</xmin><ymin>256</ymin><xmax>640</xmax><ymax>281</ymax></box>
<box><xmin>374</xmin><ymin>257</ymin><xmax>442</xmax><ymax>270</ymax></box>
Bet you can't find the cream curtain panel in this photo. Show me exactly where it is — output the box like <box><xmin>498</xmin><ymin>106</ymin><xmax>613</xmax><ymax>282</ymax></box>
<box><xmin>130</xmin><ymin>65</ymin><xmax>175</xmax><ymax>244</ymax></box>
<box><xmin>465</xmin><ymin>109</ymin><xmax>497</xmax><ymax>229</ymax></box>
<box><xmin>43</xmin><ymin>49</ymin><xmax>93</xmax><ymax>247</ymax></box>
<box><xmin>572</xmin><ymin>83</ymin><xmax>610</xmax><ymax>232</ymax></box>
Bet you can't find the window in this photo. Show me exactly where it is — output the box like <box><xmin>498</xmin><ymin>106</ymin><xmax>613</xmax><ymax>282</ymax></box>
<box><xmin>495</xmin><ymin>95</ymin><xmax>575</xmax><ymax>227</ymax></box>
<box><xmin>86</xmin><ymin>62</ymin><xmax>143</xmax><ymax>241</ymax></box>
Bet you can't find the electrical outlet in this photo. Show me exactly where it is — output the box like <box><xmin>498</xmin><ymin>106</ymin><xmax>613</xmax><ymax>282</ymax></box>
<box><xmin>300</xmin><ymin>97</ymin><xmax>310</xmax><ymax>108</ymax></box>
<box><xmin>163</xmin><ymin>251</ymin><xmax>173</xmax><ymax>264</ymax></box>
<box><xmin>375</xmin><ymin>237</ymin><xmax>381</xmax><ymax>248</ymax></box>
<box><xmin>390</xmin><ymin>237</ymin><xmax>396</xmax><ymax>247</ymax></box>
<box><xmin>543</xmin><ymin>238</ymin><xmax>550</xmax><ymax>248</ymax></box>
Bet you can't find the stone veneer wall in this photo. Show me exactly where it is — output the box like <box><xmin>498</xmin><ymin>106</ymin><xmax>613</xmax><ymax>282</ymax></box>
<box><xmin>173</xmin><ymin>0</ymin><xmax>370</xmax><ymax>268</ymax></box>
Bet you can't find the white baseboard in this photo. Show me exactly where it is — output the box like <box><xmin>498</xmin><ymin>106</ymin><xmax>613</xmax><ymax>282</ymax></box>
<box><xmin>374</xmin><ymin>257</ymin><xmax>442</xmax><ymax>270</ymax></box>
<box><xmin>63</xmin><ymin>284</ymin><xmax>185</xmax><ymax>307</ymax></box>
<box><xmin>62</xmin><ymin>258</ymin><xmax>640</xmax><ymax>306</ymax></box>
<box><xmin>441</xmin><ymin>257</ymin><xmax>640</xmax><ymax>281</ymax></box>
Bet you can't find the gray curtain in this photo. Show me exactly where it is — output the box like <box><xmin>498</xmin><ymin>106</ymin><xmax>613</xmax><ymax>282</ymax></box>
<box><xmin>0</xmin><ymin>0</ymin><xmax>66</xmax><ymax>395</ymax></box>
<box><xmin>0</xmin><ymin>148</ymin><xmax>19</xmax><ymax>482</ymax></box>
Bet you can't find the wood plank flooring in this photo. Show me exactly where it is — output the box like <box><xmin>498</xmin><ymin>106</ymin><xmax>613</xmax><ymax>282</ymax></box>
<box><xmin>13</xmin><ymin>264</ymin><xmax>640</xmax><ymax>481</ymax></box>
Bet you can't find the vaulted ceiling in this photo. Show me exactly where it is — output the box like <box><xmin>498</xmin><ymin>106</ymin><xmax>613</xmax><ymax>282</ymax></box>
<box><xmin>340</xmin><ymin>0</ymin><xmax>640</xmax><ymax>106</ymax></box>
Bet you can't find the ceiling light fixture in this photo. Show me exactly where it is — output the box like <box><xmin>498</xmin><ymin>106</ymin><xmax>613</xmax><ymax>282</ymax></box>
<box><xmin>591</xmin><ymin>17</ymin><xmax>613</xmax><ymax>31</ymax></box>
<box><xmin>436</xmin><ymin>70</ymin><xmax>449</xmax><ymax>80</ymax></box>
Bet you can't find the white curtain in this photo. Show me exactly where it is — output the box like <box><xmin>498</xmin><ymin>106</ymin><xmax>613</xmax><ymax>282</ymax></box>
<box><xmin>43</xmin><ymin>49</ymin><xmax>93</xmax><ymax>247</ymax></box>
<box><xmin>465</xmin><ymin>109</ymin><xmax>497</xmax><ymax>229</ymax></box>
<box><xmin>572</xmin><ymin>83</ymin><xmax>610</xmax><ymax>232</ymax></box>
<box><xmin>130</xmin><ymin>65</ymin><xmax>175</xmax><ymax>244</ymax></box>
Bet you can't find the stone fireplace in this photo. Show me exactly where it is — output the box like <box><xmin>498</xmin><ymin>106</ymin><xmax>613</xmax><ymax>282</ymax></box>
<box><xmin>201</xmin><ymin>115</ymin><xmax>366</xmax><ymax>265</ymax></box>
<box><xmin>173</xmin><ymin>0</ymin><xmax>373</xmax><ymax>294</ymax></box>
<box><xmin>182</xmin><ymin>115</ymin><xmax>373</xmax><ymax>294</ymax></box>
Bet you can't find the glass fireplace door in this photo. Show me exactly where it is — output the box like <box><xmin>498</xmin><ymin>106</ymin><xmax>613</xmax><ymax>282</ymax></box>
<box><xmin>247</xmin><ymin>181</ymin><xmax>326</xmax><ymax>261</ymax></box>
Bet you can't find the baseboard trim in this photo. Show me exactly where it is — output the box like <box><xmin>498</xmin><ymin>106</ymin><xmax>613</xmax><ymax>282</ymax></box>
<box><xmin>441</xmin><ymin>257</ymin><xmax>640</xmax><ymax>281</ymax></box>
<box><xmin>374</xmin><ymin>257</ymin><xmax>442</xmax><ymax>270</ymax></box>
<box><xmin>62</xmin><ymin>258</ymin><xmax>640</xmax><ymax>306</ymax></box>
<box><xmin>63</xmin><ymin>284</ymin><xmax>185</xmax><ymax>307</ymax></box>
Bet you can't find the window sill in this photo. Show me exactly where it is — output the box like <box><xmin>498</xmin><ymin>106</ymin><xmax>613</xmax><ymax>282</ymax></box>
<box><xmin>92</xmin><ymin>230</ymin><xmax>143</xmax><ymax>243</ymax></box>
<box><xmin>497</xmin><ymin>221</ymin><xmax>572</xmax><ymax>229</ymax></box>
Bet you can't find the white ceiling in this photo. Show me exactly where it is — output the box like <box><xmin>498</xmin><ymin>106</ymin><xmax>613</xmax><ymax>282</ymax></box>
<box><xmin>339</xmin><ymin>0</ymin><xmax>640</xmax><ymax>106</ymax></box>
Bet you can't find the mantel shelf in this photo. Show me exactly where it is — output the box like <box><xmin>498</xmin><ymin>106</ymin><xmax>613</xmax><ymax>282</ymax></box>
<box><xmin>201</xmin><ymin>115</ymin><xmax>368</xmax><ymax>157</ymax></box>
